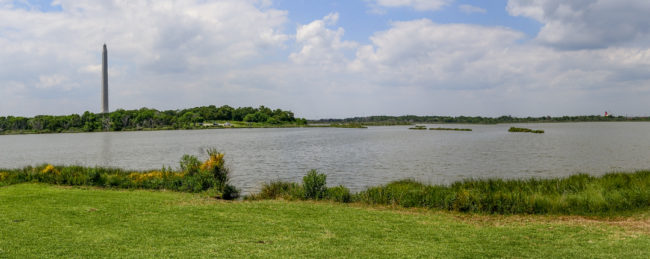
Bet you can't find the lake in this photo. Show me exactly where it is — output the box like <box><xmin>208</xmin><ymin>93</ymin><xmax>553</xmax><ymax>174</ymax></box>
<box><xmin>1</xmin><ymin>122</ymin><xmax>649</xmax><ymax>194</ymax></box>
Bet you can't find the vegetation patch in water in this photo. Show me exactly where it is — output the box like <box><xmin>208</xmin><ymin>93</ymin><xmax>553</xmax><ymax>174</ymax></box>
<box><xmin>409</xmin><ymin>125</ymin><xmax>427</xmax><ymax>130</ymax></box>
<box><xmin>429</xmin><ymin>127</ymin><xmax>472</xmax><ymax>131</ymax></box>
<box><xmin>508</xmin><ymin>127</ymin><xmax>544</xmax><ymax>134</ymax></box>
<box><xmin>329</xmin><ymin>123</ymin><xmax>368</xmax><ymax>128</ymax></box>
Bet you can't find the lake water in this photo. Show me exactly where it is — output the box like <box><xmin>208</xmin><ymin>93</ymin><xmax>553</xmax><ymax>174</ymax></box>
<box><xmin>1</xmin><ymin>122</ymin><xmax>650</xmax><ymax>194</ymax></box>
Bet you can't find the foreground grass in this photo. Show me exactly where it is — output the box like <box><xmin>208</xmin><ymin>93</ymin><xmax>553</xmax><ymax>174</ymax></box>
<box><xmin>1</xmin><ymin>184</ymin><xmax>649</xmax><ymax>258</ymax></box>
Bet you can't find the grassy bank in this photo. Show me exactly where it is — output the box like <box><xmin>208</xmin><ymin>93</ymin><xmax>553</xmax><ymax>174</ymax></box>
<box><xmin>249</xmin><ymin>170</ymin><xmax>650</xmax><ymax>216</ymax></box>
<box><xmin>0</xmin><ymin>150</ymin><xmax>239</xmax><ymax>199</ymax></box>
<box><xmin>1</xmin><ymin>184</ymin><xmax>648</xmax><ymax>258</ymax></box>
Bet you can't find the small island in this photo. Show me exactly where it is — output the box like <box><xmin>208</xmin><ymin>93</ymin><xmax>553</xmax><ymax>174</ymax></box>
<box><xmin>429</xmin><ymin>127</ymin><xmax>472</xmax><ymax>131</ymax></box>
<box><xmin>508</xmin><ymin>127</ymin><xmax>544</xmax><ymax>134</ymax></box>
<box><xmin>408</xmin><ymin>125</ymin><xmax>427</xmax><ymax>130</ymax></box>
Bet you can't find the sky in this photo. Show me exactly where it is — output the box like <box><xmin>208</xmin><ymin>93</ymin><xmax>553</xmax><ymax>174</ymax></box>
<box><xmin>1</xmin><ymin>0</ymin><xmax>650</xmax><ymax>119</ymax></box>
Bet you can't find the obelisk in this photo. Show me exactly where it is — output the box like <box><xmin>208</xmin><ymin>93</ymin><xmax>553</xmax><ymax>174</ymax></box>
<box><xmin>102</xmin><ymin>44</ymin><xmax>109</xmax><ymax>114</ymax></box>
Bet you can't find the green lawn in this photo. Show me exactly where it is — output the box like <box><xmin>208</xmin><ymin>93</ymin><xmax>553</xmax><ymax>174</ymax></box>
<box><xmin>1</xmin><ymin>184</ymin><xmax>648</xmax><ymax>258</ymax></box>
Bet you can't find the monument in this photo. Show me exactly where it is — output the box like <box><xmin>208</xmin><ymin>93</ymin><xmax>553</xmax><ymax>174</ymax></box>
<box><xmin>102</xmin><ymin>44</ymin><xmax>109</xmax><ymax>114</ymax></box>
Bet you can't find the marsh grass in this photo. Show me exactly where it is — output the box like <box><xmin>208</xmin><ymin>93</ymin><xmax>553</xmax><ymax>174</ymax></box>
<box><xmin>0</xmin><ymin>150</ymin><xmax>239</xmax><ymax>199</ymax></box>
<box><xmin>250</xmin><ymin>170</ymin><xmax>650</xmax><ymax>215</ymax></box>
<box><xmin>246</xmin><ymin>170</ymin><xmax>353</xmax><ymax>203</ymax></box>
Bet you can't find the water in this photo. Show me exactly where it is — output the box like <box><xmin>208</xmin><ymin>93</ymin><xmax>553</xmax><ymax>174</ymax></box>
<box><xmin>1</xmin><ymin>122</ymin><xmax>650</xmax><ymax>194</ymax></box>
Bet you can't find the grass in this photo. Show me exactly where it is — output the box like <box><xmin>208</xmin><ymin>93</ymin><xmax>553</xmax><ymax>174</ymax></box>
<box><xmin>250</xmin><ymin>170</ymin><xmax>650</xmax><ymax>216</ymax></box>
<box><xmin>0</xmin><ymin>149</ymin><xmax>239</xmax><ymax>199</ymax></box>
<box><xmin>430</xmin><ymin>127</ymin><xmax>472</xmax><ymax>131</ymax></box>
<box><xmin>508</xmin><ymin>127</ymin><xmax>544</xmax><ymax>134</ymax></box>
<box><xmin>1</xmin><ymin>183</ymin><xmax>648</xmax><ymax>258</ymax></box>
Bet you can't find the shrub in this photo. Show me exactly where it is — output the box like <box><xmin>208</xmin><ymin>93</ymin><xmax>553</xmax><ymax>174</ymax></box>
<box><xmin>303</xmin><ymin>169</ymin><xmax>327</xmax><ymax>200</ymax></box>
<box><xmin>179</xmin><ymin>155</ymin><xmax>201</xmax><ymax>176</ymax></box>
<box><xmin>327</xmin><ymin>185</ymin><xmax>352</xmax><ymax>203</ymax></box>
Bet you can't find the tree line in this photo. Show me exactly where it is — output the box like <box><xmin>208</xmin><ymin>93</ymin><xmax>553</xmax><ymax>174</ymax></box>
<box><xmin>312</xmin><ymin>115</ymin><xmax>650</xmax><ymax>125</ymax></box>
<box><xmin>0</xmin><ymin>105</ymin><xmax>305</xmax><ymax>133</ymax></box>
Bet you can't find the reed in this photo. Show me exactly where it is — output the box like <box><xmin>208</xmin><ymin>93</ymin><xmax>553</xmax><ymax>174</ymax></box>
<box><xmin>249</xmin><ymin>170</ymin><xmax>650</xmax><ymax>215</ymax></box>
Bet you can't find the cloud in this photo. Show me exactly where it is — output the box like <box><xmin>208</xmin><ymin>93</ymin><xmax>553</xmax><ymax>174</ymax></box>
<box><xmin>289</xmin><ymin>12</ymin><xmax>357</xmax><ymax>66</ymax></box>
<box><xmin>1</xmin><ymin>1</ymin><xmax>649</xmax><ymax>118</ymax></box>
<box><xmin>459</xmin><ymin>4</ymin><xmax>486</xmax><ymax>14</ymax></box>
<box><xmin>507</xmin><ymin>0</ymin><xmax>650</xmax><ymax>50</ymax></box>
<box><xmin>344</xmin><ymin>18</ymin><xmax>650</xmax><ymax>116</ymax></box>
<box><xmin>367</xmin><ymin>0</ymin><xmax>453</xmax><ymax>12</ymax></box>
<box><xmin>0</xmin><ymin>0</ymin><xmax>289</xmax><ymax>115</ymax></box>
<box><xmin>349</xmin><ymin>19</ymin><xmax>525</xmax><ymax>89</ymax></box>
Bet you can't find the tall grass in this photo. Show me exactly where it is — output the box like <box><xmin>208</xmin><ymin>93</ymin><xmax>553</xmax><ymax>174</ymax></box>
<box><xmin>246</xmin><ymin>170</ymin><xmax>352</xmax><ymax>202</ymax></box>
<box><xmin>249</xmin><ymin>170</ymin><xmax>650</xmax><ymax>215</ymax></box>
<box><xmin>0</xmin><ymin>149</ymin><xmax>239</xmax><ymax>199</ymax></box>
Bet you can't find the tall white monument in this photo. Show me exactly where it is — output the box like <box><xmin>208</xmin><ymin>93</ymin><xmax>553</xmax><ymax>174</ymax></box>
<box><xmin>102</xmin><ymin>44</ymin><xmax>109</xmax><ymax>114</ymax></box>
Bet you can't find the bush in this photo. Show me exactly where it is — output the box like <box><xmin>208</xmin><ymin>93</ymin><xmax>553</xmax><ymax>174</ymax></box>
<box><xmin>179</xmin><ymin>155</ymin><xmax>201</xmax><ymax>176</ymax></box>
<box><xmin>327</xmin><ymin>185</ymin><xmax>352</xmax><ymax>203</ymax></box>
<box><xmin>303</xmin><ymin>169</ymin><xmax>327</xmax><ymax>200</ymax></box>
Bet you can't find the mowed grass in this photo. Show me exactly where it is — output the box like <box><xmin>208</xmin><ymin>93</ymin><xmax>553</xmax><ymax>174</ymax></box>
<box><xmin>1</xmin><ymin>184</ymin><xmax>649</xmax><ymax>258</ymax></box>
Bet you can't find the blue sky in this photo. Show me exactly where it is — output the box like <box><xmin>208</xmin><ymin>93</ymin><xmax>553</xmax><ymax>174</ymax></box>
<box><xmin>1</xmin><ymin>0</ymin><xmax>650</xmax><ymax>118</ymax></box>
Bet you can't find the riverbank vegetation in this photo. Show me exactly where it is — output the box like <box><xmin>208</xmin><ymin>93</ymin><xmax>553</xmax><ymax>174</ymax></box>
<box><xmin>328</xmin><ymin>123</ymin><xmax>367</xmax><ymax>128</ymax></box>
<box><xmin>248</xmin><ymin>170</ymin><xmax>650</xmax><ymax>216</ymax></box>
<box><xmin>0</xmin><ymin>149</ymin><xmax>239</xmax><ymax>199</ymax></box>
<box><xmin>312</xmin><ymin>114</ymin><xmax>650</xmax><ymax>125</ymax></box>
<box><xmin>430</xmin><ymin>127</ymin><xmax>472</xmax><ymax>131</ymax></box>
<box><xmin>2</xmin><ymin>184</ymin><xmax>647</xmax><ymax>258</ymax></box>
<box><xmin>509</xmin><ymin>127</ymin><xmax>545</xmax><ymax>134</ymax></box>
<box><xmin>0</xmin><ymin>105</ymin><xmax>307</xmax><ymax>135</ymax></box>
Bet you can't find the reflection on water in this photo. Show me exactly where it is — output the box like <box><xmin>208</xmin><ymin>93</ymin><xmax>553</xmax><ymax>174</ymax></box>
<box><xmin>1</xmin><ymin>122</ymin><xmax>650</xmax><ymax>194</ymax></box>
<box><xmin>100</xmin><ymin>132</ymin><xmax>112</xmax><ymax>166</ymax></box>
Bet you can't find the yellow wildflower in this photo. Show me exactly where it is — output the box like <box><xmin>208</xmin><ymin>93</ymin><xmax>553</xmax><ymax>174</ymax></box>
<box><xmin>200</xmin><ymin>153</ymin><xmax>224</xmax><ymax>171</ymax></box>
<box><xmin>41</xmin><ymin>165</ymin><xmax>60</xmax><ymax>175</ymax></box>
<box><xmin>129</xmin><ymin>171</ymin><xmax>165</xmax><ymax>183</ymax></box>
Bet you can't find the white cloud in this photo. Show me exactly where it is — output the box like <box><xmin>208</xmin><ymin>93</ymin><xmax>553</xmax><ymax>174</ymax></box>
<box><xmin>459</xmin><ymin>4</ymin><xmax>486</xmax><ymax>14</ymax></box>
<box><xmin>345</xmin><ymin>19</ymin><xmax>650</xmax><ymax>116</ymax></box>
<box><xmin>507</xmin><ymin>0</ymin><xmax>650</xmax><ymax>50</ymax></box>
<box><xmin>0</xmin><ymin>0</ymin><xmax>289</xmax><ymax>115</ymax></box>
<box><xmin>368</xmin><ymin>0</ymin><xmax>452</xmax><ymax>12</ymax></box>
<box><xmin>290</xmin><ymin>12</ymin><xmax>357</xmax><ymax>66</ymax></box>
<box><xmin>37</xmin><ymin>74</ymin><xmax>67</xmax><ymax>89</ymax></box>
<box><xmin>1</xmin><ymin>1</ymin><xmax>650</xmax><ymax>118</ymax></box>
